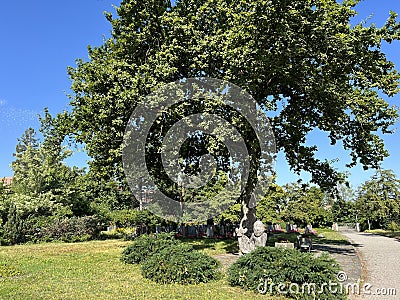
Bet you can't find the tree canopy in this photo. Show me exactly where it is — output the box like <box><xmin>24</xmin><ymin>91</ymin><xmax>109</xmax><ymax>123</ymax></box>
<box><xmin>281</xmin><ymin>182</ymin><xmax>333</xmax><ymax>227</ymax></box>
<box><xmin>356</xmin><ymin>169</ymin><xmax>400</xmax><ymax>230</ymax></box>
<box><xmin>63</xmin><ymin>0</ymin><xmax>400</xmax><ymax>193</ymax></box>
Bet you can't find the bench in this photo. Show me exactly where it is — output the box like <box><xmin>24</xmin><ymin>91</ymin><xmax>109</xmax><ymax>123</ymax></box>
<box><xmin>297</xmin><ymin>235</ymin><xmax>312</xmax><ymax>252</ymax></box>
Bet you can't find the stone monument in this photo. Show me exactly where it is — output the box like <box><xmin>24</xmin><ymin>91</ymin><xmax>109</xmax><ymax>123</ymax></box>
<box><xmin>236</xmin><ymin>220</ymin><xmax>267</xmax><ymax>254</ymax></box>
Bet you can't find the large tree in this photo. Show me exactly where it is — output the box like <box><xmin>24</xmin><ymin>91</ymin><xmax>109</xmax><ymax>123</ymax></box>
<box><xmin>65</xmin><ymin>0</ymin><xmax>399</xmax><ymax>188</ymax></box>
<box><xmin>61</xmin><ymin>0</ymin><xmax>400</xmax><ymax>230</ymax></box>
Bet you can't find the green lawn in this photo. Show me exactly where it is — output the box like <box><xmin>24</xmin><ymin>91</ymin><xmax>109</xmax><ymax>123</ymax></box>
<box><xmin>0</xmin><ymin>240</ymin><xmax>281</xmax><ymax>300</ymax></box>
<box><xmin>365</xmin><ymin>229</ymin><xmax>400</xmax><ymax>239</ymax></box>
<box><xmin>183</xmin><ymin>237</ymin><xmax>239</xmax><ymax>255</ymax></box>
<box><xmin>313</xmin><ymin>228</ymin><xmax>351</xmax><ymax>245</ymax></box>
<box><xmin>0</xmin><ymin>230</ymin><xmax>351</xmax><ymax>299</ymax></box>
<box><xmin>261</xmin><ymin>228</ymin><xmax>350</xmax><ymax>247</ymax></box>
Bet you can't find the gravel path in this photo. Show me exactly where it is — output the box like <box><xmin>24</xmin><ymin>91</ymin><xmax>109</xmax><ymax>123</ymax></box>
<box><xmin>341</xmin><ymin>231</ymin><xmax>400</xmax><ymax>299</ymax></box>
<box><xmin>212</xmin><ymin>253</ymin><xmax>239</xmax><ymax>270</ymax></box>
<box><xmin>312</xmin><ymin>241</ymin><xmax>361</xmax><ymax>285</ymax></box>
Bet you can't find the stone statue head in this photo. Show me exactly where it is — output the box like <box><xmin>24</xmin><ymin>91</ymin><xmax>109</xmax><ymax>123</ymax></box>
<box><xmin>253</xmin><ymin>220</ymin><xmax>265</xmax><ymax>237</ymax></box>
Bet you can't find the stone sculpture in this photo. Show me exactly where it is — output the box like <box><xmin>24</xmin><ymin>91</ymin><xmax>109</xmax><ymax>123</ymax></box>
<box><xmin>236</xmin><ymin>220</ymin><xmax>267</xmax><ymax>254</ymax></box>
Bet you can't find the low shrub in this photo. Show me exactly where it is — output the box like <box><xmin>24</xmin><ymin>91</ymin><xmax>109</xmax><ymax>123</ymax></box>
<box><xmin>1</xmin><ymin>214</ymin><xmax>102</xmax><ymax>244</ymax></box>
<box><xmin>121</xmin><ymin>232</ymin><xmax>179</xmax><ymax>264</ymax></box>
<box><xmin>227</xmin><ymin>246</ymin><xmax>345</xmax><ymax>299</ymax></box>
<box><xmin>99</xmin><ymin>227</ymin><xmax>139</xmax><ymax>240</ymax></box>
<box><xmin>39</xmin><ymin>215</ymin><xmax>102</xmax><ymax>242</ymax></box>
<box><xmin>141</xmin><ymin>243</ymin><xmax>221</xmax><ymax>284</ymax></box>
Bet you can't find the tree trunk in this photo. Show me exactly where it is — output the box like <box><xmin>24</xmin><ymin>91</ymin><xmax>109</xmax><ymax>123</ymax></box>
<box><xmin>240</xmin><ymin>193</ymin><xmax>257</xmax><ymax>236</ymax></box>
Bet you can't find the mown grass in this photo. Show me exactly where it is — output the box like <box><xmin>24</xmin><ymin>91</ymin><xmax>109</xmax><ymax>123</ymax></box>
<box><xmin>260</xmin><ymin>228</ymin><xmax>350</xmax><ymax>247</ymax></box>
<box><xmin>182</xmin><ymin>237</ymin><xmax>239</xmax><ymax>255</ymax></box>
<box><xmin>266</xmin><ymin>233</ymin><xmax>299</xmax><ymax>246</ymax></box>
<box><xmin>0</xmin><ymin>240</ymin><xmax>282</xmax><ymax>300</ymax></box>
<box><xmin>365</xmin><ymin>229</ymin><xmax>400</xmax><ymax>239</ymax></box>
<box><xmin>179</xmin><ymin>228</ymin><xmax>351</xmax><ymax>254</ymax></box>
<box><xmin>312</xmin><ymin>228</ymin><xmax>350</xmax><ymax>245</ymax></box>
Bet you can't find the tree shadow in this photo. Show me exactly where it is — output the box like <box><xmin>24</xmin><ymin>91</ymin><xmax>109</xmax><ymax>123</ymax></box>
<box><xmin>313</xmin><ymin>243</ymin><xmax>361</xmax><ymax>256</ymax></box>
<box><xmin>181</xmin><ymin>238</ymin><xmax>239</xmax><ymax>254</ymax></box>
<box><xmin>313</xmin><ymin>236</ymin><xmax>351</xmax><ymax>246</ymax></box>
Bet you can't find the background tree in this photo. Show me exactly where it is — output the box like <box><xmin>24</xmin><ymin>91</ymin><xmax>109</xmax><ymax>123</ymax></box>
<box><xmin>281</xmin><ymin>183</ymin><xmax>333</xmax><ymax>227</ymax></box>
<box><xmin>355</xmin><ymin>169</ymin><xmax>400</xmax><ymax>230</ymax></box>
<box><xmin>10</xmin><ymin>109</ymin><xmax>100</xmax><ymax>215</ymax></box>
<box><xmin>331</xmin><ymin>182</ymin><xmax>356</xmax><ymax>223</ymax></box>
<box><xmin>332</xmin><ymin>199</ymin><xmax>356</xmax><ymax>224</ymax></box>
<box><xmin>256</xmin><ymin>183</ymin><xmax>286</xmax><ymax>225</ymax></box>
<box><xmin>215</xmin><ymin>203</ymin><xmax>241</xmax><ymax>225</ymax></box>
<box><xmin>11</xmin><ymin>128</ymin><xmax>42</xmax><ymax>195</ymax></box>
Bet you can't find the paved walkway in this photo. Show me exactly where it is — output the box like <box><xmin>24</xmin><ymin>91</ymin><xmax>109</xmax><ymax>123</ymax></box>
<box><xmin>313</xmin><ymin>240</ymin><xmax>362</xmax><ymax>285</ymax></box>
<box><xmin>214</xmin><ymin>238</ymin><xmax>363</xmax><ymax>283</ymax></box>
<box><xmin>214</xmin><ymin>231</ymin><xmax>400</xmax><ymax>299</ymax></box>
<box><xmin>341</xmin><ymin>231</ymin><xmax>400</xmax><ymax>299</ymax></box>
<box><xmin>213</xmin><ymin>253</ymin><xmax>239</xmax><ymax>271</ymax></box>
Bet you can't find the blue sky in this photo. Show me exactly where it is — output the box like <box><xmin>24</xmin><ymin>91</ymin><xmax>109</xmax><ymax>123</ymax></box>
<box><xmin>0</xmin><ymin>0</ymin><xmax>399</xmax><ymax>189</ymax></box>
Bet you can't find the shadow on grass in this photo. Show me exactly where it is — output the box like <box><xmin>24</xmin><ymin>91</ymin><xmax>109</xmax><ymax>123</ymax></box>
<box><xmin>374</xmin><ymin>231</ymin><xmax>400</xmax><ymax>239</ymax></box>
<box><xmin>175</xmin><ymin>229</ymin><xmax>356</xmax><ymax>255</ymax></box>
<box><xmin>266</xmin><ymin>232</ymin><xmax>299</xmax><ymax>247</ymax></box>
<box><xmin>364</xmin><ymin>230</ymin><xmax>400</xmax><ymax>243</ymax></box>
<box><xmin>267</xmin><ymin>231</ymin><xmax>351</xmax><ymax>247</ymax></box>
<box><xmin>313</xmin><ymin>237</ymin><xmax>350</xmax><ymax>246</ymax></box>
<box><xmin>181</xmin><ymin>238</ymin><xmax>239</xmax><ymax>254</ymax></box>
<box><xmin>312</xmin><ymin>243</ymin><xmax>359</xmax><ymax>256</ymax></box>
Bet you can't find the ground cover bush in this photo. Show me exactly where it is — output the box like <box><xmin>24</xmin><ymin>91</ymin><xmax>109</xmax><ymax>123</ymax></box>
<box><xmin>122</xmin><ymin>233</ymin><xmax>221</xmax><ymax>285</ymax></box>
<box><xmin>121</xmin><ymin>232</ymin><xmax>179</xmax><ymax>264</ymax></box>
<box><xmin>141</xmin><ymin>243</ymin><xmax>221</xmax><ymax>284</ymax></box>
<box><xmin>227</xmin><ymin>246</ymin><xmax>346</xmax><ymax>299</ymax></box>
